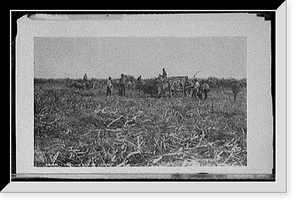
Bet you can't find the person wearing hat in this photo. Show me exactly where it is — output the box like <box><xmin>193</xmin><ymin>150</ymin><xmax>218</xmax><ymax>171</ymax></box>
<box><xmin>119</xmin><ymin>74</ymin><xmax>126</xmax><ymax>96</ymax></box>
<box><xmin>106</xmin><ymin>76</ymin><xmax>112</xmax><ymax>96</ymax></box>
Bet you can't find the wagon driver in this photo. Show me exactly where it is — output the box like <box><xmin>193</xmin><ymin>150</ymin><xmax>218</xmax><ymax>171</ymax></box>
<box><xmin>162</xmin><ymin>68</ymin><xmax>167</xmax><ymax>79</ymax></box>
<box><xmin>83</xmin><ymin>73</ymin><xmax>87</xmax><ymax>81</ymax></box>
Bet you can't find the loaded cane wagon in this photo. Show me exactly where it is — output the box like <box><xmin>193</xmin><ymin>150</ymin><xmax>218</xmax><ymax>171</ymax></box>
<box><xmin>143</xmin><ymin>76</ymin><xmax>190</xmax><ymax>97</ymax></box>
<box><xmin>167</xmin><ymin>76</ymin><xmax>189</xmax><ymax>97</ymax></box>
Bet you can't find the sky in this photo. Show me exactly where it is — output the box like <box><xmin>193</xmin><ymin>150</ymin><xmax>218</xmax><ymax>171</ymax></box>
<box><xmin>34</xmin><ymin>37</ymin><xmax>247</xmax><ymax>79</ymax></box>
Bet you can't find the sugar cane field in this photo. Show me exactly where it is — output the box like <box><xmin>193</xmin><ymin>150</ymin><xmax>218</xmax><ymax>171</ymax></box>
<box><xmin>34</xmin><ymin>77</ymin><xmax>247</xmax><ymax>167</ymax></box>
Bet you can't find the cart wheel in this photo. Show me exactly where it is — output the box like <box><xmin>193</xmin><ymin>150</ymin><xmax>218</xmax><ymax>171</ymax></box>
<box><xmin>172</xmin><ymin>81</ymin><xmax>184</xmax><ymax>97</ymax></box>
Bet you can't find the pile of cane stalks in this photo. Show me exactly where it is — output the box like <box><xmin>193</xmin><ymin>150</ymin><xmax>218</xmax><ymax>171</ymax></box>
<box><xmin>34</xmin><ymin>86</ymin><xmax>247</xmax><ymax>167</ymax></box>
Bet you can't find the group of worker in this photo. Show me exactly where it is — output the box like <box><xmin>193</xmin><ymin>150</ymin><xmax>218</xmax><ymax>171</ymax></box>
<box><xmin>191</xmin><ymin>79</ymin><xmax>210</xmax><ymax>100</ymax></box>
<box><xmin>85</xmin><ymin>69</ymin><xmax>211</xmax><ymax>100</ymax></box>
<box><xmin>105</xmin><ymin>68</ymin><xmax>167</xmax><ymax>96</ymax></box>
<box><xmin>84</xmin><ymin>71</ymin><xmax>241</xmax><ymax>101</ymax></box>
<box><xmin>106</xmin><ymin>73</ymin><xmax>127</xmax><ymax>96</ymax></box>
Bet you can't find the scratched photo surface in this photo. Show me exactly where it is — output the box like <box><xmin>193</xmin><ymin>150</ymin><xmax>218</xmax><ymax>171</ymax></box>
<box><xmin>34</xmin><ymin>36</ymin><xmax>247</xmax><ymax>167</ymax></box>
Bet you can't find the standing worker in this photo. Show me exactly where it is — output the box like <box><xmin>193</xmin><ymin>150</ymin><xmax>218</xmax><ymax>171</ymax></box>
<box><xmin>162</xmin><ymin>68</ymin><xmax>167</xmax><ymax>79</ymax></box>
<box><xmin>136</xmin><ymin>75</ymin><xmax>142</xmax><ymax>94</ymax></box>
<box><xmin>192</xmin><ymin>79</ymin><xmax>200</xmax><ymax>99</ymax></box>
<box><xmin>106</xmin><ymin>76</ymin><xmax>113</xmax><ymax>96</ymax></box>
<box><xmin>202</xmin><ymin>81</ymin><xmax>210</xmax><ymax>100</ymax></box>
<box><xmin>232</xmin><ymin>80</ymin><xmax>240</xmax><ymax>100</ymax></box>
<box><xmin>119</xmin><ymin>74</ymin><xmax>126</xmax><ymax>96</ymax></box>
<box><xmin>83</xmin><ymin>73</ymin><xmax>87</xmax><ymax>81</ymax></box>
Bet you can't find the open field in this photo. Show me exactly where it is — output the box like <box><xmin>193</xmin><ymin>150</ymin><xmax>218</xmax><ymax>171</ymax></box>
<box><xmin>34</xmin><ymin>79</ymin><xmax>247</xmax><ymax>167</ymax></box>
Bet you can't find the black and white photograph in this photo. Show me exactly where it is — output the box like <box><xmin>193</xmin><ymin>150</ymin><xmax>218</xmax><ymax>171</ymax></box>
<box><xmin>23</xmin><ymin>12</ymin><xmax>268</xmax><ymax>176</ymax></box>
<box><xmin>6</xmin><ymin>5</ymin><xmax>288</xmax><ymax>193</ymax></box>
<box><xmin>34</xmin><ymin>36</ymin><xmax>247</xmax><ymax>168</ymax></box>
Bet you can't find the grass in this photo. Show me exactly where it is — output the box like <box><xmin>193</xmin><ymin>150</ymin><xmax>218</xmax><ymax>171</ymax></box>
<box><xmin>34</xmin><ymin>80</ymin><xmax>247</xmax><ymax>167</ymax></box>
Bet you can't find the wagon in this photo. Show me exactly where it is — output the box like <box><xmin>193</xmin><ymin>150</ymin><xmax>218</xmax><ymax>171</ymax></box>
<box><xmin>157</xmin><ymin>76</ymin><xmax>189</xmax><ymax>97</ymax></box>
